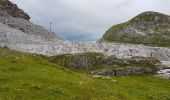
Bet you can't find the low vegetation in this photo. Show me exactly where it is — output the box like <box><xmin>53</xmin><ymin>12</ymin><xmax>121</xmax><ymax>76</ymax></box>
<box><xmin>0</xmin><ymin>47</ymin><xmax>170</xmax><ymax>100</ymax></box>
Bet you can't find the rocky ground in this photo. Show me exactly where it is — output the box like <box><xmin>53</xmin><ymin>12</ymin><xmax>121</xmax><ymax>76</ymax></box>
<box><xmin>157</xmin><ymin>61</ymin><xmax>170</xmax><ymax>79</ymax></box>
<box><xmin>47</xmin><ymin>53</ymin><xmax>161</xmax><ymax>76</ymax></box>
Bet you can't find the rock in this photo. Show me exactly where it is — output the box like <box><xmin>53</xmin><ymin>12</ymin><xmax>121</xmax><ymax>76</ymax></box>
<box><xmin>92</xmin><ymin>67</ymin><xmax>153</xmax><ymax>76</ymax></box>
<box><xmin>0</xmin><ymin>0</ymin><xmax>30</xmax><ymax>20</ymax></box>
<box><xmin>49</xmin><ymin>53</ymin><xmax>160</xmax><ymax>74</ymax></box>
<box><xmin>92</xmin><ymin>75</ymin><xmax>103</xmax><ymax>78</ymax></box>
<box><xmin>161</xmin><ymin>61</ymin><xmax>170</xmax><ymax>67</ymax></box>
<box><xmin>154</xmin><ymin>63</ymin><xmax>168</xmax><ymax>70</ymax></box>
<box><xmin>157</xmin><ymin>69</ymin><xmax>170</xmax><ymax>79</ymax></box>
<box><xmin>157</xmin><ymin>61</ymin><xmax>170</xmax><ymax>79</ymax></box>
<box><xmin>92</xmin><ymin>75</ymin><xmax>111</xmax><ymax>80</ymax></box>
<box><xmin>102</xmin><ymin>76</ymin><xmax>111</xmax><ymax>79</ymax></box>
<box><xmin>111</xmin><ymin>79</ymin><xmax>117</xmax><ymax>83</ymax></box>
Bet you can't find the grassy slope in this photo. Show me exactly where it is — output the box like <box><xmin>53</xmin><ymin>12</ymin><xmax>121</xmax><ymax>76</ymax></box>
<box><xmin>0</xmin><ymin>47</ymin><xmax>170</xmax><ymax>100</ymax></box>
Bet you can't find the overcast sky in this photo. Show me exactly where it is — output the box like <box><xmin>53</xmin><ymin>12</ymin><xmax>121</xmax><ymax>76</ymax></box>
<box><xmin>10</xmin><ymin>0</ymin><xmax>170</xmax><ymax>42</ymax></box>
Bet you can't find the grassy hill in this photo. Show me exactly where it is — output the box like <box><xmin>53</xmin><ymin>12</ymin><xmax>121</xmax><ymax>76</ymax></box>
<box><xmin>100</xmin><ymin>11</ymin><xmax>170</xmax><ymax>47</ymax></box>
<box><xmin>0</xmin><ymin>47</ymin><xmax>170</xmax><ymax>100</ymax></box>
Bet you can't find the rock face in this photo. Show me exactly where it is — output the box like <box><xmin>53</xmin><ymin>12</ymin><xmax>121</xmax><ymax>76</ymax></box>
<box><xmin>157</xmin><ymin>61</ymin><xmax>170</xmax><ymax>79</ymax></box>
<box><xmin>157</xmin><ymin>69</ymin><xmax>170</xmax><ymax>79</ymax></box>
<box><xmin>92</xmin><ymin>67</ymin><xmax>153</xmax><ymax>76</ymax></box>
<box><xmin>0</xmin><ymin>0</ymin><xmax>30</xmax><ymax>20</ymax></box>
<box><xmin>99</xmin><ymin>11</ymin><xmax>170</xmax><ymax>47</ymax></box>
<box><xmin>49</xmin><ymin>53</ymin><xmax>159</xmax><ymax>76</ymax></box>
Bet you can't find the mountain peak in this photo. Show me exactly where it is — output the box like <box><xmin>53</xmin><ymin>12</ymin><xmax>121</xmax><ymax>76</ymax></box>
<box><xmin>130</xmin><ymin>11</ymin><xmax>170</xmax><ymax>23</ymax></box>
<box><xmin>100</xmin><ymin>11</ymin><xmax>170</xmax><ymax>47</ymax></box>
<box><xmin>0</xmin><ymin>0</ymin><xmax>30</xmax><ymax>20</ymax></box>
<box><xmin>140</xmin><ymin>11</ymin><xmax>166</xmax><ymax>16</ymax></box>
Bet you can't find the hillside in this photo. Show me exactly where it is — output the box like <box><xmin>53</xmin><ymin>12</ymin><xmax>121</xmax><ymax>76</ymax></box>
<box><xmin>0</xmin><ymin>47</ymin><xmax>170</xmax><ymax>99</ymax></box>
<box><xmin>100</xmin><ymin>11</ymin><xmax>170</xmax><ymax>47</ymax></box>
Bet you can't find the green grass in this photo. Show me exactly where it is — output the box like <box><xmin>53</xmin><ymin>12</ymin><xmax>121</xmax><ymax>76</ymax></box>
<box><xmin>0</xmin><ymin>47</ymin><xmax>170</xmax><ymax>100</ymax></box>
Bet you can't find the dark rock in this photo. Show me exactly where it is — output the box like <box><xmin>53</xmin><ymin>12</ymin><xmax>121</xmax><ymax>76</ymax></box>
<box><xmin>50</xmin><ymin>53</ymin><xmax>160</xmax><ymax>76</ymax></box>
<box><xmin>91</xmin><ymin>67</ymin><xmax>153</xmax><ymax>76</ymax></box>
<box><xmin>154</xmin><ymin>63</ymin><xmax>168</xmax><ymax>70</ymax></box>
<box><xmin>0</xmin><ymin>0</ymin><xmax>30</xmax><ymax>20</ymax></box>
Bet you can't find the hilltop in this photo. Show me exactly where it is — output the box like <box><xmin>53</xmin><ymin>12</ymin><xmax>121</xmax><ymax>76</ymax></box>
<box><xmin>100</xmin><ymin>11</ymin><xmax>170</xmax><ymax>47</ymax></box>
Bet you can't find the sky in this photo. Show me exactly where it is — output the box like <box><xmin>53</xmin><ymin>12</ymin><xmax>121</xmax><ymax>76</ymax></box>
<box><xmin>10</xmin><ymin>0</ymin><xmax>170</xmax><ymax>42</ymax></box>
